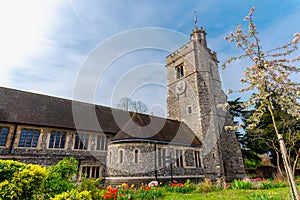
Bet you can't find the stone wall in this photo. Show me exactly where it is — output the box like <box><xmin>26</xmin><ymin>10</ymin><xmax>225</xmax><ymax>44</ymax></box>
<box><xmin>219</xmin><ymin>112</ymin><xmax>245</xmax><ymax>181</ymax></box>
<box><xmin>0</xmin><ymin>123</ymin><xmax>107</xmax><ymax>176</ymax></box>
<box><xmin>106</xmin><ymin>142</ymin><xmax>205</xmax><ymax>185</ymax></box>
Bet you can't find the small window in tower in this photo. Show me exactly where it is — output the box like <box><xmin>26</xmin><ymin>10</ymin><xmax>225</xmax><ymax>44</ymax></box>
<box><xmin>187</xmin><ymin>106</ymin><xmax>192</xmax><ymax>114</ymax></box>
<box><xmin>109</xmin><ymin>151</ymin><xmax>112</xmax><ymax>163</ymax></box>
<box><xmin>119</xmin><ymin>149</ymin><xmax>124</xmax><ymax>164</ymax></box>
<box><xmin>176</xmin><ymin>65</ymin><xmax>184</xmax><ymax>79</ymax></box>
<box><xmin>134</xmin><ymin>149</ymin><xmax>139</xmax><ymax>164</ymax></box>
<box><xmin>214</xmin><ymin>95</ymin><xmax>218</xmax><ymax>105</ymax></box>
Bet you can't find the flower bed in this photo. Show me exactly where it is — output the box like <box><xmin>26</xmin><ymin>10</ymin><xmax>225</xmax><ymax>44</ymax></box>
<box><xmin>165</xmin><ymin>180</ymin><xmax>195</xmax><ymax>194</ymax></box>
<box><xmin>101</xmin><ymin>183</ymin><xmax>162</xmax><ymax>200</ymax></box>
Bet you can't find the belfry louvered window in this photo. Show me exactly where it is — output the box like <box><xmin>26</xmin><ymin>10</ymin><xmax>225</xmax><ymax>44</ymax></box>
<box><xmin>176</xmin><ymin>65</ymin><xmax>184</xmax><ymax>79</ymax></box>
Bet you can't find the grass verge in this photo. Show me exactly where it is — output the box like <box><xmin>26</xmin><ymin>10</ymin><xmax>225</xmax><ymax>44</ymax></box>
<box><xmin>162</xmin><ymin>187</ymin><xmax>297</xmax><ymax>200</ymax></box>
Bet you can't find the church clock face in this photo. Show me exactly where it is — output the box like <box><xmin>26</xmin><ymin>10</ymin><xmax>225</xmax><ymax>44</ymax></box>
<box><xmin>175</xmin><ymin>80</ymin><xmax>186</xmax><ymax>94</ymax></box>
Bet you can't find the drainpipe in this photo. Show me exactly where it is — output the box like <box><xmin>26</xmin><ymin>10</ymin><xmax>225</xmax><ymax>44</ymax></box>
<box><xmin>154</xmin><ymin>143</ymin><xmax>158</xmax><ymax>181</ymax></box>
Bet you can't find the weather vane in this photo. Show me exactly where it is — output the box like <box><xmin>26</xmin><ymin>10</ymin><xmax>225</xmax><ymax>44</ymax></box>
<box><xmin>194</xmin><ymin>11</ymin><xmax>198</xmax><ymax>29</ymax></box>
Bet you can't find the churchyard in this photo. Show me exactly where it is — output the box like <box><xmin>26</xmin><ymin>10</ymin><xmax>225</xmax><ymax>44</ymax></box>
<box><xmin>1</xmin><ymin>157</ymin><xmax>299</xmax><ymax>200</ymax></box>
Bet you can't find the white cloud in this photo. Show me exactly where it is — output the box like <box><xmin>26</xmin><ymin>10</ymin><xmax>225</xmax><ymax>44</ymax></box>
<box><xmin>0</xmin><ymin>1</ymin><xmax>62</xmax><ymax>85</ymax></box>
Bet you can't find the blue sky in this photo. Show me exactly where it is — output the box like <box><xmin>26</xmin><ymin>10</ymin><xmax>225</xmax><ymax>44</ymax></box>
<box><xmin>0</xmin><ymin>0</ymin><xmax>299</xmax><ymax>117</ymax></box>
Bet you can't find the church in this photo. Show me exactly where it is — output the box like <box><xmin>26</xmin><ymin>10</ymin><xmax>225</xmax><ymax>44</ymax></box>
<box><xmin>0</xmin><ymin>27</ymin><xmax>245</xmax><ymax>184</ymax></box>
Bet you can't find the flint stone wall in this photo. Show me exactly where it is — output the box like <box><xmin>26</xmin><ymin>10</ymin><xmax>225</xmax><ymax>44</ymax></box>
<box><xmin>106</xmin><ymin>142</ymin><xmax>204</xmax><ymax>177</ymax></box>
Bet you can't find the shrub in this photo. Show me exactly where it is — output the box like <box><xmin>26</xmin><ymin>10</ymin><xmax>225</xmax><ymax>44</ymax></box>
<box><xmin>195</xmin><ymin>178</ymin><xmax>223</xmax><ymax>193</ymax></box>
<box><xmin>0</xmin><ymin>159</ymin><xmax>26</xmax><ymax>182</ymax></box>
<box><xmin>250</xmin><ymin>181</ymin><xmax>264</xmax><ymax>190</ymax></box>
<box><xmin>231</xmin><ymin>179</ymin><xmax>251</xmax><ymax>189</ymax></box>
<box><xmin>0</xmin><ymin>162</ymin><xmax>48</xmax><ymax>200</ymax></box>
<box><xmin>42</xmin><ymin>157</ymin><xmax>78</xmax><ymax>199</ymax></box>
<box><xmin>51</xmin><ymin>189</ymin><xmax>92</xmax><ymax>200</ymax></box>
<box><xmin>273</xmin><ymin>172</ymin><xmax>287</xmax><ymax>183</ymax></box>
<box><xmin>261</xmin><ymin>179</ymin><xmax>288</xmax><ymax>189</ymax></box>
<box><xmin>77</xmin><ymin>177</ymin><xmax>103</xmax><ymax>200</ymax></box>
<box><xmin>247</xmin><ymin>173</ymin><xmax>258</xmax><ymax>179</ymax></box>
<box><xmin>244</xmin><ymin>158</ymin><xmax>261</xmax><ymax>168</ymax></box>
<box><xmin>196</xmin><ymin>178</ymin><xmax>212</xmax><ymax>193</ymax></box>
<box><xmin>48</xmin><ymin>157</ymin><xmax>78</xmax><ymax>180</ymax></box>
<box><xmin>296</xmin><ymin>176</ymin><xmax>300</xmax><ymax>185</ymax></box>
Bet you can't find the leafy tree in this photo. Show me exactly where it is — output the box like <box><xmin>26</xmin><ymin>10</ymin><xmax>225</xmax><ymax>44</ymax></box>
<box><xmin>42</xmin><ymin>157</ymin><xmax>79</xmax><ymax>199</ymax></box>
<box><xmin>247</xmin><ymin>107</ymin><xmax>300</xmax><ymax>175</ymax></box>
<box><xmin>228</xmin><ymin>98</ymin><xmax>262</xmax><ymax>168</ymax></box>
<box><xmin>117</xmin><ymin>97</ymin><xmax>149</xmax><ymax>114</ymax></box>
<box><xmin>229</xmin><ymin>98</ymin><xmax>300</xmax><ymax>171</ymax></box>
<box><xmin>223</xmin><ymin>7</ymin><xmax>300</xmax><ymax>199</ymax></box>
<box><xmin>228</xmin><ymin>98</ymin><xmax>249</xmax><ymax>144</ymax></box>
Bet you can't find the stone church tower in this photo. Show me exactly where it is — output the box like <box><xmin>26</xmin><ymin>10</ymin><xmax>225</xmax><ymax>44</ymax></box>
<box><xmin>166</xmin><ymin>27</ymin><xmax>245</xmax><ymax>180</ymax></box>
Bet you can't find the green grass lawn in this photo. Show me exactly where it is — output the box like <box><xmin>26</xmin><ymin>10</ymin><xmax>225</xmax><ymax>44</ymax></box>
<box><xmin>162</xmin><ymin>187</ymin><xmax>295</xmax><ymax>200</ymax></box>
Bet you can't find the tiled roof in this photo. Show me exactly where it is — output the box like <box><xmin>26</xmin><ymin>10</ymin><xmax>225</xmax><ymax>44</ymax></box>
<box><xmin>0</xmin><ymin>87</ymin><xmax>200</xmax><ymax>146</ymax></box>
<box><xmin>112</xmin><ymin>113</ymin><xmax>201</xmax><ymax>146</ymax></box>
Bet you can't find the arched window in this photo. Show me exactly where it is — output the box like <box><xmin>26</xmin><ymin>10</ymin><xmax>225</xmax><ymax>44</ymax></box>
<box><xmin>119</xmin><ymin>150</ymin><xmax>123</xmax><ymax>164</ymax></box>
<box><xmin>176</xmin><ymin>64</ymin><xmax>184</xmax><ymax>79</ymax></box>
<box><xmin>109</xmin><ymin>151</ymin><xmax>112</xmax><ymax>163</ymax></box>
<box><xmin>134</xmin><ymin>149</ymin><xmax>139</xmax><ymax>164</ymax></box>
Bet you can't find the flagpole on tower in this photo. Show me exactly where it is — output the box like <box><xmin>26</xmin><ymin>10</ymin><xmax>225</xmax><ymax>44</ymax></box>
<box><xmin>194</xmin><ymin>11</ymin><xmax>198</xmax><ymax>29</ymax></box>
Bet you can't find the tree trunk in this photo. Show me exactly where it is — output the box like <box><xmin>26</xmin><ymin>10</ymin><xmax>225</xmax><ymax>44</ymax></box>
<box><xmin>293</xmin><ymin>149</ymin><xmax>300</xmax><ymax>176</ymax></box>
<box><xmin>278</xmin><ymin>135</ymin><xmax>300</xmax><ymax>200</ymax></box>
<box><xmin>276</xmin><ymin>151</ymin><xmax>284</xmax><ymax>177</ymax></box>
<box><xmin>268</xmin><ymin>102</ymin><xmax>300</xmax><ymax>200</ymax></box>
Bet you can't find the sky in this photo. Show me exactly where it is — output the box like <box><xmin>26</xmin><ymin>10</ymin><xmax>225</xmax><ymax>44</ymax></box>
<box><xmin>0</xmin><ymin>0</ymin><xmax>299</xmax><ymax>117</ymax></box>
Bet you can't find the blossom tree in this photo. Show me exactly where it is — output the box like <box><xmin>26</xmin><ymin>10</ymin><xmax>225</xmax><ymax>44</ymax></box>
<box><xmin>222</xmin><ymin>7</ymin><xmax>300</xmax><ymax>200</ymax></box>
